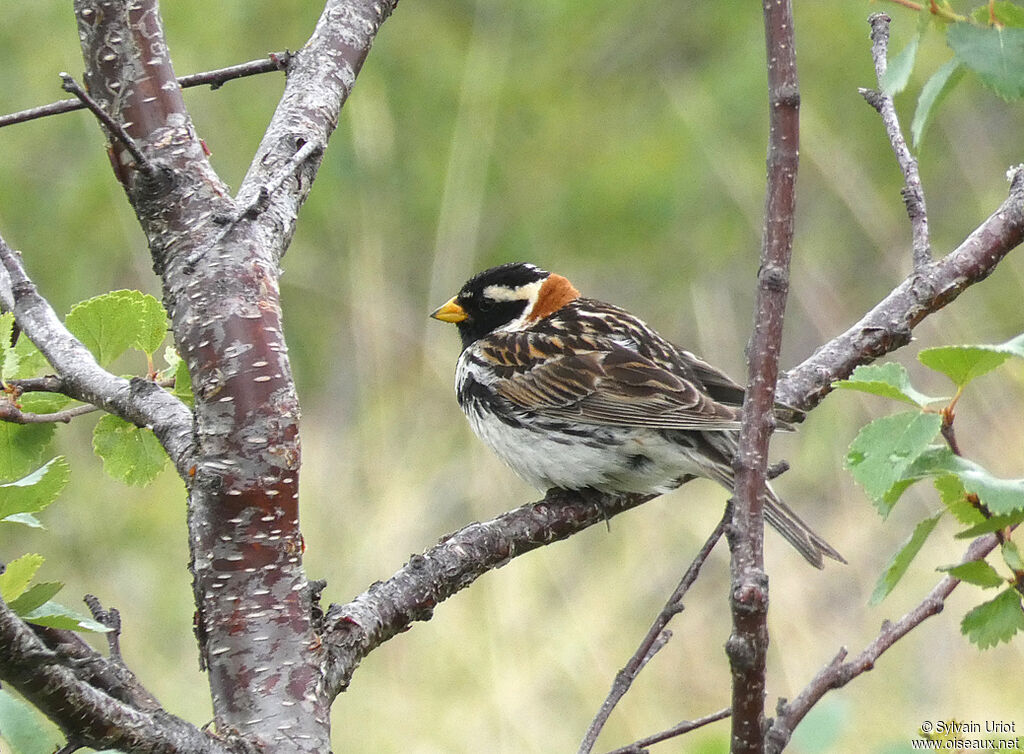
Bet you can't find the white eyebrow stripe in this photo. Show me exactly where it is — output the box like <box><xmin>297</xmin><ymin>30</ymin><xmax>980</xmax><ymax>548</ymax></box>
<box><xmin>482</xmin><ymin>279</ymin><xmax>543</xmax><ymax>302</ymax></box>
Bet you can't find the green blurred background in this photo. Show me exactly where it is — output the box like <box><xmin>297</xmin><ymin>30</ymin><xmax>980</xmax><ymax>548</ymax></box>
<box><xmin>1</xmin><ymin>2</ymin><xmax>1023</xmax><ymax>752</ymax></box>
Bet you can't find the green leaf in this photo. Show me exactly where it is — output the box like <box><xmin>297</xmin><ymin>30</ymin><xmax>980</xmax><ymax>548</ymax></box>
<box><xmin>973</xmin><ymin>1</ymin><xmax>1024</xmax><ymax>28</ymax></box>
<box><xmin>881</xmin><ymin>31</ymin><xmax>920</xmax><ymax>95</ymax></box>
<box><xmin>5</xmin><ymin>336</ymin><xmax>50</xmax><ymax>380</ymax></box>
<box><xmin>933</xmin><ymin>473</ymin><xmax>986</xmax><ymax>525</ymax></box>
<box><xmin>947</xmin><ymin>22</ymin><xmax>1024</xmax><ymax>100</ymax></box>
<box><xmin>172</xmin><ymin>350</ymin><xmax>193</xmax><ymax>408</ymax></box>
<box><xmin>20</xmin><ymin>601</ymin><xmax>110</xmax><ymax>633</ymax></box>
<box><xmin>0</xmin><ymin>687</ymin><xmax>64</xmax><ymax>754</ymax></box>
<box><xmin>955</xmin><ymin>511</ymin><xmax>1024</xmax><ymax>538</ymax></box>
<box><xmin>870</xmin><ymin>511</ymin><xmax>944</xmax><ymax>605</ymax></box>
<box><xmin>0</xmin><ymin>312</ymin><xmax>13</xmax><ymax>381</ymax></box>
<box><xmin>134</xmin><ymin>292</ymin><xmax>169</xmax><ymax>356</ymax></box>
<box><xmin>904</xmin><ymin>446</ymin><xmax>1024</xmax><ymax>515</ymax></box>
<box><xmin>939</xmin><ymin>560</ymin><xmax>1005</xmax><ymax>588</ymax></box>
<box><xmin>961</xmin><ymin>588</ymin><xmax>1024</xmax><ymax>649</ymax></box>
<box><xmin>65</xmin><ymin>290</ymin><xmax>168</xmax><ymax>366</ymax></box>
<box><xmin>0</xmin><ymin>553</ymin><xmax>44</xmax><ymax>602</ymax></box>
<box><xmin>0</xmin><ymin>457</ymin><xmax>70</xmax><ymax>521</ymax></box>
<box><xmin>7</xmin><ymin>581</ymin><xmax>63</xmax><ymax>615</ymax></box>
<box><xmin>1002</xmin><ymin>540</ymin><xmax>1024</xmax><ymax>572</ymax></box>
<box><xmin>918</xmin><ymin>343</ymin><xmax>1016</xmax><ymax>386</ymax></box>
<box><xmin>912</xmin><ymin>58</ymin><xmax>964</xmax><ymax>148</ymax></box>
<box><xmin>845</xmin><ymin>411</ymin><xmax>943</xmax><ymax>514</ymax></box>
<box><xmin>833</xmin><ymin>363</ymin><xmax>943</xmax><ymax>406</ymax></box>
<box><xmin>0</xmin><ymin>422</ymin><xmax>55</xmax><ymax>482</ymax></box>
<box><xmin>92</xmin><ymin>414</ymin><xmax>168</xmax><ymax>486</ymax></box>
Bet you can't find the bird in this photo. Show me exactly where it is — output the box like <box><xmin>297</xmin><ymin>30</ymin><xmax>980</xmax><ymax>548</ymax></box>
<box><xmin>430</xmin><ymin>262</ymin><xmax>844</xmax><ymax>568</ymax></box>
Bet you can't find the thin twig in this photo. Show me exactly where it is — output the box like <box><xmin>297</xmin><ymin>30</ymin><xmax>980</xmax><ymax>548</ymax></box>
<box><xmin>0</xmin><ymin>400</ymin><xmax>97</xmax><ymax>425</ymax></box>
<box><xmin>83</xmin><ymin>595</ymin><xmax>123</xmax><ymax>660</ymax></box>
<box><xmin>59</xmin><ymin>73</ymin><xmax>156</xmax><ymax>178</ymax></box>
<box><xmin>766</xmin><ymin>532</ymin><xmax>1001</xmax><ymax>753</ymax></box>
<box><xmin>239</xmin><ymin>138</ymin><xmax>323</xmax><ymax>220</ymax></box>
<box><xmin>579</xmin><ymin>509</ymin><xmax>730</xmax><ymax>754</ymax></box>
<box><xmin>860</xmin><ymin>13</ymin><xmax>931</xmax><ymax>270</ymax></box>
<box><xmin>0</xmin><ymin>53</ymin><xmax>290</xmax><ymax>130</ymax></box>
<box><xmin>600</xmin><ymin>708</ymin><xmax>732</xmax><ymax>754</ymax></box>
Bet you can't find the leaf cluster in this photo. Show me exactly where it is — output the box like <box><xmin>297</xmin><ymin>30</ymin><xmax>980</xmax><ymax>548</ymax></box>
<box><xmin>1</xmin><ymin>291</ymin><xmax>194</xmax><ymax>636</ymax></box>
<box><xmin>836</xmin><ymin>334</ymin><xmax>1024</xmax><ymax>649</ymax></box>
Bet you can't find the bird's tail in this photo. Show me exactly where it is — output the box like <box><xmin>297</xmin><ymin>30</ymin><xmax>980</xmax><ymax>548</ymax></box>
<box><xmin>763</xmin><ymin>485</ymin><xmax>846</xmax><ymax>569</ymax></box>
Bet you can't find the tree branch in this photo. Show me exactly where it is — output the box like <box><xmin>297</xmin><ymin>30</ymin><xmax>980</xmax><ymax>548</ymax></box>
<box><xmin>726</xmin><ymin>2</ymin><xmax>800</xmax><ymax>751</ymax></box>
<box><xmin>0</xmin><ymin>235</ymin><xmax>195</xmax><ymax>475</ymax></box>
<box><xmin>766</xmin><ymin>532</ymin><xmax>1002</xmax><ymax>752</ymax></box>
<box><xmin>0</xmin><ymin>54</ymin><xmax>290</xmax><ymax>130</ymax></box>
<box><xmin>600</xmin><ymin>707</ymin><xmax>732</xmax><ymax>754</ymax></box>
<box><xmin>236</xmin><ymin>0</ymin><xmax>401</xmax><ymax>260</ymax></box>
<box><xmin>322</xmin><ymin>489</ymin><xmax>654</xmax><ymax>697</ymax></box>
<box><xmin>777</xmin><ymin>165</ymin><xmax>1024</xmax><ymax>411</ymax></box>
<box><xmin>0</xmin><ymin>596</ymin><xmax>235</xmax><ymax>754</ymax></box>
<box><xmin>860</xmin><ymin>13</ymin><xmax>931</xmax><ymax>270</ymax></box>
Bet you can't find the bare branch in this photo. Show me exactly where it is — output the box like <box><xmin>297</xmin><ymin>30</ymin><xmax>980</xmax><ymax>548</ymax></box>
<box><xmin>0</xmin><ymin>53</ymin><xmax>290</xmax><ymax>130</ymax></box>
<box><xmin>766</xmin><ymin>533</ymin><xmax>1002</xmax><ymax>752</ymax></box>
<box><xmin>777</xmin><ymin>165</ymin><xmax>1024</xmax><ymax>411</ymax></box>
<box><xmin>323</xmin><ymin>488</ymin><xmax>655</xmax><ymax>697</ymax></box>
<box><xmin>859</xmin><ymin>13</ymin><xmax>931</xmax><ymax>269</ymax></box>
<box><xmin>600</xmin><ymin>708</ymin><xmax>732</xmax><ymax>754</ymax></box>
<box><xmin>0</xmin><ymin>597</ymin><xmax>235</xmax><ymax>754</ymax></box>
<box><xmin>0</xmin><ymin>400</ymin><xmax>97</xmax><ymax>425</ymax></box>
<box><xmin>59</xmin><ymin>73</ymin><xmax>157</xmax><ymax>178</ymax></box>
<box><xmin>237</xmin><ymin>0</ymin><xmax>401</xmax><ymax>259</ymax></box>
<box><xmin>727</xmin><ymin>2</ymin><xmax>800</xmax><ymax>751</ymax></box>
<box><xmin>579</xmin><ymin>508</ymin><xmax>730</xmax><ymax>754</ymax></box>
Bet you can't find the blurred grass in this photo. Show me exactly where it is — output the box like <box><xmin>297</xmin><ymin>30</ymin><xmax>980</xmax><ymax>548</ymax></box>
<box><xmin>1</xmin><ymin>2</ymin><xmax>1023</xmax><ymax>752</ymax></box>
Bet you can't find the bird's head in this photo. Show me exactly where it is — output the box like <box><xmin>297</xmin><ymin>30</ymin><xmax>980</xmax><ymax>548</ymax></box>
<box><xmin>431</xmin><ymin>262</ymin><xmax>579</xmax><ymax>348</ymax></box>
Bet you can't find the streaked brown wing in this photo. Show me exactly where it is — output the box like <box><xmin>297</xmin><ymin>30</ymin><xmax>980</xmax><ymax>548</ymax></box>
<box><xmin>479</xmin><ymin>331</ymin><xmax>742</xmax><ymax>431</ymax></box>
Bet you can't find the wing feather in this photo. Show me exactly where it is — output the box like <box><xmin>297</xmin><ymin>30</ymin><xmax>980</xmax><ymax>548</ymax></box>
<box><xmin>477</xmin><ymin>331</ymin><xmax>743</xmax><ymax>431</ymax></box>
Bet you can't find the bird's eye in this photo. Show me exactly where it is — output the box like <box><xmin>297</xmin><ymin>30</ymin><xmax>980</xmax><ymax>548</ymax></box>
<box><xmin>478</xmin><ymin>298</ymin><xmax>495</xmax><ymax>312</ymax></box>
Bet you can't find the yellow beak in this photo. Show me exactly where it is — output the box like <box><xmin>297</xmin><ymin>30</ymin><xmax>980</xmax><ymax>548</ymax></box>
<box><xmin>430</xmin><ymin>296</ymin><xmax>467</xmax><ymax>324</ymax></box>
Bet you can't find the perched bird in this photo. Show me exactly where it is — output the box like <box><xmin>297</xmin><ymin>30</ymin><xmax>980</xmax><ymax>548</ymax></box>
<box><xmin>431</xmin><ymin>262</ymin><xmax>843</xmax><ymax>568</ymax></box>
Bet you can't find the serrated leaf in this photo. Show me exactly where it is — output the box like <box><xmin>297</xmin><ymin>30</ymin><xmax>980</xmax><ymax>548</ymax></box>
<box><xmin>833</xmin><ymin>363</ymin><xmax>943</xmax><ymax>406</ymax></box>
<box><xmin>947</xmin><ymin>22</ymin><xmax>1024</xmax><ymax>100</ymax></box>
<box><xmin>955</xmin><ymin>511</ymin><xmax>1024</xmax><ymax>538</ymax></box>
<box><xmin>934</xmin><ymin>473</ymin><xmax>987</xmax><ymax>525</ymax></box>
<box><xmin>65</xmin><ymin>290</ymin><xmax>168</xmax><ymax>367</ymax></box>
<box><xmin>7</xmin><ymin>581</ymin><xmax>63</xmax><ymax>615</ymax></box>
<box><xmin>92</xmin><ymin>414</ymin><xmax>168</xmax><ymax>486</ymax></box>
<box><xmin>134</xmin><ymin>292</ymin><xmax>169</xmax><ymax>356</ymax></box>
<box><xmin>0</xmin><ymin>687</ymin><xmax>64</xmax><ymax>754</ymax></box>
<box><xmin>912</xmin><ymin>58</ymin><xmax>964</xmax><ymax>148</ymax></box>
<box><xmin>1002</xmin><ymin>540</ymin><xmax>1024</xmax><ymax>572</ymax></box>
<box><xmin>903</xmin><ymin>445</ymin><xmax>1024</xmax><ymax>515</ymax></box>
<box><xmin>845</xmin><ymin>411</ymin><xmax>943</xmax><ymax>514</ymax></box>
<box><xmin>961</xmin><ymin>588</ymin><xmax>1024</xmax><ymax>649</ymax></box>
<box><xmin>870</xmin><ymin>511</ymin><xmax>944</xmax><ymax>605</ymax></box>
<box><xmin>919</xmin><ymin>344</ymin><xmax>1012</xmax><ymax>386</ymax></box>
<box><xmin>939</xmin><ymin>560</ymin><xmax>1006</xmax><ymax>588</ymax></box>
<box><xmin>0</xmin><ymin>553</ymin><xmax>44</xmax><ymax>602</ymax></box>
<box><xmin>6</xmin><ymin>336</ymin><xmax>50</xmax><ymax>379</ymax></box>
<box><xmin>882</xmin><ymin>32</ymin><xmax>921</xmax><ymax>95</ymax></box>
<box><xmin>0</xmin><ymin>457</ymin><xmax>70</xmax><ymax>521</ymax></box>
<box><xmin>0</xmin><ymin>421</ymin><xmax>55</xmax><ymax>482</ymax></box>
<box><xmin>20</xmin><ymin>601</ymin><xmax>110</xmax><ymax>632</ymax></box>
